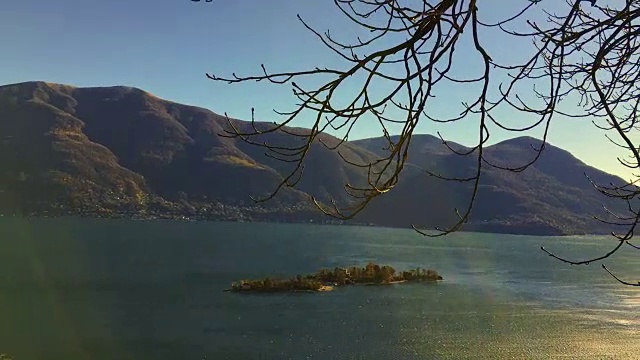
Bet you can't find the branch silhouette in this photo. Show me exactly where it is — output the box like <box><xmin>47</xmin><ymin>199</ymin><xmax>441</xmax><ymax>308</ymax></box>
<box><xmin>195</xmin><ymin>0</ymin><xmax>640</xmax><ymax>286</ymax></box>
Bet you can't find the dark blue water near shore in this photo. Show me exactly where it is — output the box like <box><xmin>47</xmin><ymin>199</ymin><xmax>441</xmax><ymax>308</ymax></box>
<box><xmin>0</xmin><ymin>218</ymin><xmax>638</xmax><ymax>359</ymax></box>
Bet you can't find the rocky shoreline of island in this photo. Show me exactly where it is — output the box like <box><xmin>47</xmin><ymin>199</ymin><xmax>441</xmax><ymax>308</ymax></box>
<box><xmin>224</xmin><ymin>263</ymin><xmax>443</xmax><ymax>293</ymax></box>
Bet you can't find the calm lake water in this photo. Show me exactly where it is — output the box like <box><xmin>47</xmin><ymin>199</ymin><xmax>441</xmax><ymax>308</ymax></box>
<box><xmin>0</xmin><ymin>218</ymin><xmax>638</xmax><ymax>359</ymax></box>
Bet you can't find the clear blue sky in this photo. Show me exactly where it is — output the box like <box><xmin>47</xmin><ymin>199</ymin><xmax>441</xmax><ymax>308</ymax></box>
<box><xmin>0</xmin><ymin>0</ymin><xmax>631</xmax><ymax>180</ymax></box>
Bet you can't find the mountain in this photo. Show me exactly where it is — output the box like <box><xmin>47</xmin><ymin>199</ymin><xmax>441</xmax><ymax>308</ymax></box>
<box><xmin>0</xmin><ymin>81</ymin><xmax>629</xmax><ymax>235</ymax></box>
<box><xmin>352</xmin><ymin>135</ymin><xmax>628</xmax><ymax>235</ymax></box>
<box><xmin>0</xmin><ymin>81</ymin><xmax>381</xmax><ymax>223</ymax></box>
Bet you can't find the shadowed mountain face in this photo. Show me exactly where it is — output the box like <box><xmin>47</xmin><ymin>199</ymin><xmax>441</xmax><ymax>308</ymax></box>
<box><xmin>0</xmin><ymin>81</ymin><xmax>628</xmax><ymax>235</ymax></box>
<box><xmin>352</xmin><ymin>135</ymin><xmax>628</xmax><ymax>235</ymax></box>
<box><xmin>0</xmin><ymin>81</ymin><xmax>379</xmax><ymax>222</ymax></box>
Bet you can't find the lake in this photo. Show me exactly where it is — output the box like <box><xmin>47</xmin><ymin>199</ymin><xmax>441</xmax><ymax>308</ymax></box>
<box><xmin>0</xmin><ymin>217</ymin><xmax>638</xmax><ymax>359</ymax></box>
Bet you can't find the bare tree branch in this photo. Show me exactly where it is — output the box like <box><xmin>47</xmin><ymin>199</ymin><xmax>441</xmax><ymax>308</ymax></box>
<box><xmin>195</xmin><ymin>0</ymin><xmax>640</xmax><ymax>285</ymax></box>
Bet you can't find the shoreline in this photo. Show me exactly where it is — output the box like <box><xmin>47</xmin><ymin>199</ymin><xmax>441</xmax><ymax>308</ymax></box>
<box><xmin>223</xmin><ymin>285</ymin><xmax>334</xmax><ymax>293</ymax></box>
<box><xmin>224</xmin><ymin>279</ymin><xmax>437</xmax><ymax>294</ymax></box>
<box><xmin>362</xmin><ymin>280</ymin><xmax>408</xmax><ymax>286</ymax></box>
<box><xmin>0</xmin><ymin>214</ymin><xmax>604</xmax><ymax>237</ymax></box>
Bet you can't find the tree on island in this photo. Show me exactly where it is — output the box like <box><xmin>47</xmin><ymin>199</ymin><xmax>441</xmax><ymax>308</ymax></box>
<box><xmin>192</xmin><ymin>0</ymin><xmax>639</xmax><ymax>286</ymax></box>
<box><xmin>229</xmin><ymin>263</ymin><xmax>442</xmax><ymax>293</ymax></box>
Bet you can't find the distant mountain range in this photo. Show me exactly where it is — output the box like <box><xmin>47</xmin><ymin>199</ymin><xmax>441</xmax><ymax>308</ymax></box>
<box><xmin>0</xmin><ymin>81</ymin><xmax>628</xmax><ymax>235</ymax></box>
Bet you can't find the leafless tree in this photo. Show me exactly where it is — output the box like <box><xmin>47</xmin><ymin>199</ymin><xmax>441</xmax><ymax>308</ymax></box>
<box><xmin>193</xmin><ymin>0</ymin><xmax>640</xmax><ymax>286</ymax></box>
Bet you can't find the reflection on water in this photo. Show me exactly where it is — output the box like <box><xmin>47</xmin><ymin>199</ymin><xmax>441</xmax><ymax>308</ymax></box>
<box><xmin>0</xmin><ymin>218</ymin><xmax>638</xmax><ymax>359</ymax></box>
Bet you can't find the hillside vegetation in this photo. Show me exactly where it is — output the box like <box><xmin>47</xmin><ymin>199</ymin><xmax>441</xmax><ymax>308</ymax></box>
<box><xmin>0</xmin><ymin>81</ymin><xmax>627</xmax><ymax>235</ymax></box>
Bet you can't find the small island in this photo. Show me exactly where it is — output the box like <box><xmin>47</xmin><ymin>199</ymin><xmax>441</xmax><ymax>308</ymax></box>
<box><xmin>226</xmin><ymin>263</ymin><xmax>443</xmax><ymax>293</ymax></box>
